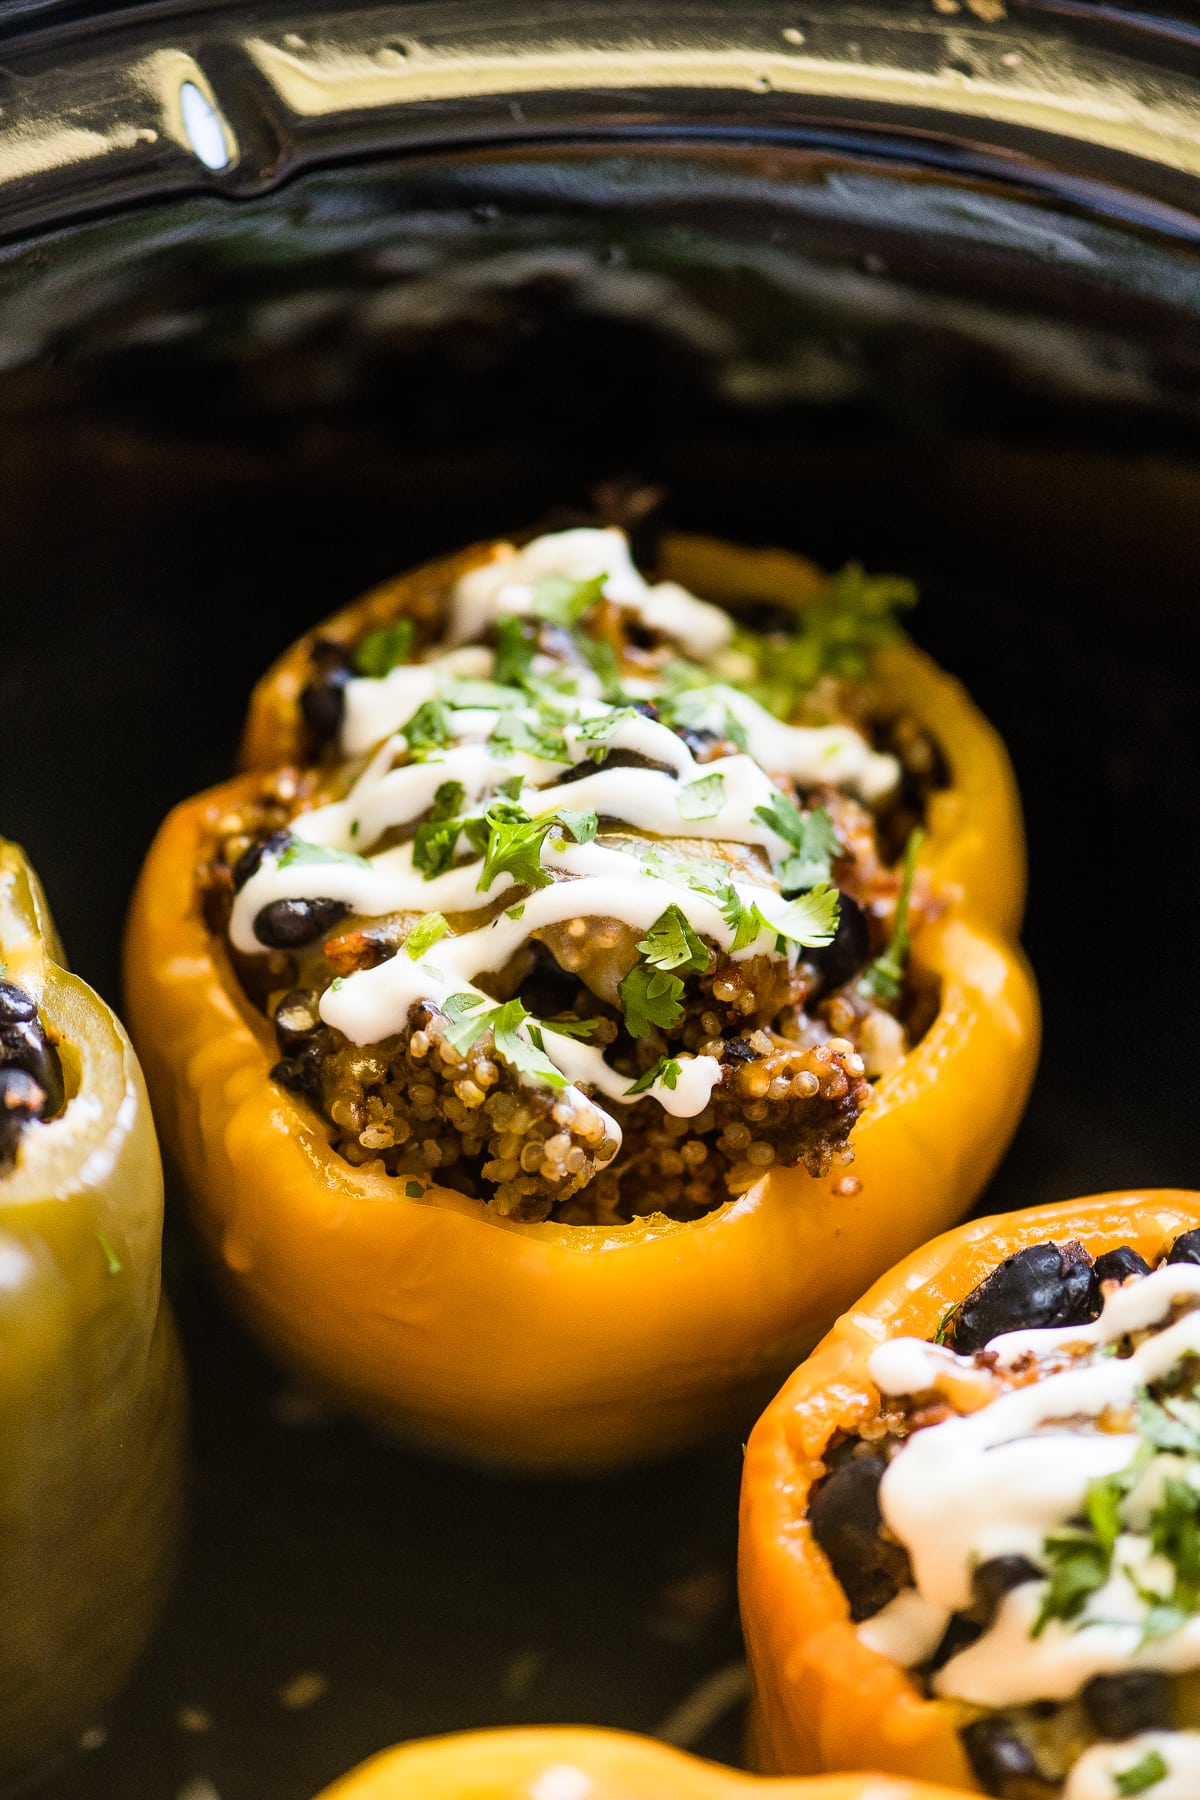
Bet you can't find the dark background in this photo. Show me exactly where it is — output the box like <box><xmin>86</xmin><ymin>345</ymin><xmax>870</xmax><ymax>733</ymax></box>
<box><xmin>1</xmin><ymin>141</ymin><xmax>1198</xmax><ymax>1798</ymax></box>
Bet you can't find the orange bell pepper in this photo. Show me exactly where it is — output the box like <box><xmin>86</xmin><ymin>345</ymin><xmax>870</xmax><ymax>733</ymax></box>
<box><xmin>125</xmin><ymin>534</ymin><xmax>1037</xmax><ymax>1469</ymax></box>
<box><xmin>738</xmin><ymin>1188</ymin><xmax>1200</xmax><ymax>1786</ymax></box>
<box><xmin>0</xmin><ymin>839</ymin><xmax>185</xmax><ymax>1776</ymax></box>
<box><xmin>311</xmin><ymin>1724</ymin><xmax>980</xmax><ymax>1800</ymax></box>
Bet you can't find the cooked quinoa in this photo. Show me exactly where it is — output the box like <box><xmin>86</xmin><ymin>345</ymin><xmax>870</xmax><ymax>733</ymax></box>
<box><xmin>202</xmin><ymin>527</ymin><xmax>942</xmax><ymax>1225</ymax></box>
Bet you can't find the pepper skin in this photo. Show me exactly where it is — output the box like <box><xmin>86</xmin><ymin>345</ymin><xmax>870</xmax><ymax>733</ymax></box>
<box><xmin>311</xmin><ymin>1724</ymin><xmax>980</xmax><ymax>1800</ymax></box>
<box><xmin>125</xmin><ymin>536</ymin><xmax>1037</xmax><ymax>1469</ymax></box>
<box><xmin>737</xmin><ymin>1189</ymin><xmax>1200</xmax><ymax>1787</ymax></box>
<box><xmin>0</xmin><ymin>841</ymin><xmax>184</xmax><ymax>1778</ymax></box>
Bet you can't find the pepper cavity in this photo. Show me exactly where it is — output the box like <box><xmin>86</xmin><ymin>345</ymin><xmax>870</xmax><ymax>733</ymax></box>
<box><xmin>0</xmin><ymin>980</ymin><xmax>65</xmax><ymax>1168</ymax></box>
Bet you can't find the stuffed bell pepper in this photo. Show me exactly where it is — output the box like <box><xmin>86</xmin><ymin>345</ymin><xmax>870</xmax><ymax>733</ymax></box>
<box><xmin>740</xmin><ymin>1190</ymin><xmax>1200</xmax><ymax>1800</ymax></box>
<box><xmin>312</xmin><ymin>1723</ymin><xmax>979</xmax><ymax>1800</ymax></box>
<box><xmin>0</xmin><ymin>839</ymin><xmax>184</xmax><ymax>1777</ymax></box>
<box><xmin>126</xmin><ymin>527</ymin><xmax>1036</xmax><ymax>1467</ymax></box>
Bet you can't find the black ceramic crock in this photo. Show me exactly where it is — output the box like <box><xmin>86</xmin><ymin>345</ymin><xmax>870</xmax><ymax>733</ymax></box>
<box><xmin>1</xmin><ymin>5</ymin><xmax>1198</xmax><ymax>1797</ymax></box>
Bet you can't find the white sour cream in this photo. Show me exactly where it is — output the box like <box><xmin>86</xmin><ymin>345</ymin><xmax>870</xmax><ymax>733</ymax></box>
<box><xmin>1065</xmin><ymin>1731</ymin><xmax>1200</xmax><ymax>1800</ymax></box>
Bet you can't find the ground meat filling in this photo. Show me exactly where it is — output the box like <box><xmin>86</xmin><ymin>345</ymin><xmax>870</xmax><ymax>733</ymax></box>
<box><xmin>811</xmin><ymin>1234</ymin><xmax>1200</xmax><ymax>1799</ymax></box>
<box><xmin>204</xmin><ymin>529</ymin><xmax>943</xmax><ymax>1225</ymax></box>
<box><xmin>0</xmin><ymin>979</ymin><xmax>65</xmax><ymax>1169</ymax></box>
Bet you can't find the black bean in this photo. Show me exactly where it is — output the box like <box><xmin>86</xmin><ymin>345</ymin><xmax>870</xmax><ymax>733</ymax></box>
<box><xmin>558</xmin><ymin>749</ymin><xmax>667</xmax><ymax>784</ymax></box>
<box><xmin>949</xmin><ymin>1242</ymin><xmax>1096</xmax><ymax>1353</ymax></box>
<box><xmin>961</xmin><ymin>1718</ymin><xmax>1042</xmax><ymax>1797</ymax></box>
<box><xmin>723</xmin><ymin>1037</ymin><xmax>757</xmax><ymax>1064</ymax></box>
<box><xmin>1166</xmin><ymin>1230</ymin><xmax>1200</xmax><ymax>1268</ymax></box>
<box><xmin>631</xmin><ymin>700</ymin><xmax>659</xmax><ymax>720</ymax></box>
<box><xmin>300</xmin><ymin>666</ymin><xmax>350</xmax><ymax>747</ymax></box>
<box><xmin>1093</xmin><ymin>1246</ymin><xmax>1151</xmax><ymax>1285</ymax></box>
<box><xmin>808</xmin><ymin>892</ymin><xmax>870</xmax><ymax>992</ymax></box>
<box><xmin>925</xmin><ymin>1613</ymin><xmax>983</xmax><ymax>1673</ymax></box>
<box><xmin>273</xmin><ymin>989</ymin><xmax>322</xmax><ymax>1058</ymax></box>
<box><xmin>0</xmin><ymin>981</ymin><xmax>37</xmax><ymax>1025</ymax></box>
<box><xmin>0</xmin><ymin>1019</ymin><xmax>64</xmax><ymax>1117</ymax></box>
<box><xmin>518</xmin><ymin>948</ymin><xmax>580</xmax><ymax>1020</ymax></box>
<box><xmin>232</xmin><ymin>830</ymin><xmax>290</xmax><ymax>893</ymax></box>
<box><xmin>0</xmin><ymin>1066</ymin><xmax>46</xmax><ymax>1168</ymax></box>
<box><xmin>253</xmin><ymin>897</ymin><xmax>348</xmax><ymax>950</ymax></box>
<box><xmin>808</xmin><ymin>1448</ymin><xmax>912</xmax><ymax>1622</ymax></box>
<box><xmin>675</xmin><ymin>727</ymin><xmax>718</xmax><ymax>759</ymax></box>
<box><xmin>972</xmin><ymin>1556</ymin><xmax>1042</xmax><ymax>1624</ymax></box>
<box><xmin>269</xmin><ymin>1058</ymin><xmax>322</xmax><ymax>1101</ymax></box>
<box><xmin>1081</xmin><ymin>1671</ymin><xmax>1172</xmax><ymax>1739</ymax></box>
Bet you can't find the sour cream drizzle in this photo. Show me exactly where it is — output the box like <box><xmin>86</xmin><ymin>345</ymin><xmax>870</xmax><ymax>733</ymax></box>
<box><xmin>232</xmin><ymin>529</ymin><xmax>901</xmax><ymax>1137</ymax></box>
<box><xmin>860</xmin><ymin>1263</ymin><xmax>1200</xmax><ymax>1747</ymax></box>
<box><xmin>1065</xmin><ymin>1731</ymin><xmax>1200</xmax><ymax>1800</ymax></box>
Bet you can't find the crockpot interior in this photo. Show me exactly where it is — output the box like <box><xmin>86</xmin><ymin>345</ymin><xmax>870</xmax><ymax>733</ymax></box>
<box><xmin>2</xmin><ymin>134</ymin><xmax>1199</xmax><ymax>1797</ymax></box>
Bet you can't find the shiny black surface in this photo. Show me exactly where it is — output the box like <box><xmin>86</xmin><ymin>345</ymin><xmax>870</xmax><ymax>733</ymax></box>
<box><xmin>0</xmin><ymin>100</ymin><xmax>1198</xmax><ymax>1800</ymax></box>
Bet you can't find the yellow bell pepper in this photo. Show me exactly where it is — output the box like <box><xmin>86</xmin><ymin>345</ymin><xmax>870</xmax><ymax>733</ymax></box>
<box><xmin>0</xmin><ymin>840</ymin><xmax>184</xmax><ymax>1777</ymax></box>
<box><xmin>311</xmin><ymin>1724</ymin><xmax>980</xmax><ymax>1800</ymax></box>
<box><xmin>738</xmin><ymin>1189</ymin><xmax>1200</xmax><ymax>1786</ymax></box>
<box><xmin>126</xmin><ymin>535</ymin><xmax>1037</xmax><ymax>1468</ymax></box>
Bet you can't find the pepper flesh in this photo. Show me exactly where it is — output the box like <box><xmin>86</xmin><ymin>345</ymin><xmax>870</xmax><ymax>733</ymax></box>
<box><xmin>125</xmin><ymin>535</ymin><xmax>1037</xmax><ymax>1469</ymax></box>
<box><xmin>0</xmin><ymin>840</ymin><xmax>184</xmax><ymax>1777</ymax></box>
<box><xmin>312</xmin><ymin>1724</ymin><xmax>980</xmax><ymax>1800</ymax></box>
<box><xmin>737</xmin><ymin>1188</ymin><xmax>1200</xmax><ymax>1787</ymax></box>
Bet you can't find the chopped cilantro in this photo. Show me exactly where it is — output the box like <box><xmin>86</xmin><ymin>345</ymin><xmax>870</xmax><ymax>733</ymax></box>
<box><xmin>677</xmin><ymin>773</ymin><xmax>726</xmax><ymax>822</ymax></box>
<box><xmin>401</xmin><ymin>697</ymin><xmax>452</xmax><ymax>754</ymax></box>
<box><xmin>754</xmin><ymin>795</ymin><xmax>838</xmax><ymax>892</ymax></box>
<box><xmin>573</xmin><ymin>706</ymin><xmax>639</xmax><ymax>755</ymax></box>
<box><xmin>531</xmin><ymin>570</ymin><xmax>607</xmax><ymax>626</ymax></box>
<box><xmin>441</xmin><ymin>993</ymin><xmax>568</xmax><ymax>1088</ymax></box>
<box><xmin>636</xmin><ymin>905</ymin><xmax>712</xmax><ymax>975</ymax></box>
<box><xmin>773</xmin><ymin>883</ymin><xmax>841</xmax><ymax>951</ymax></box>
<box><xmin>442</xmin><ymin>991</ymin><xmax>490</xmax><ymax>1056</ymax></box>
<box><xmin>1150</xmin><ymin>1477</ymin><xmax>1200</xmax><ymax>1609</ymax></box>
<box><xmin>933</xmin><ymin>1305</ymin><xmax>957</xmax><ymax>1346</ymax></box>
<box><xmin>412</xmin><ymin>781</ymin><xmax>472</xmax><ymax>880</ymax></box>
<box><xmin>353</xmin><ymin>618</ymin><xmax>415</xmax><ymax>678</ymax></box>
<box><xmin>659</xmin><ymin>685</ymin><xmax>749</xmax><ymax>752</ymax></box>
<box><xmin>277</xmin><ymin>837</ymin><xmax>371</xmax><ymax>871</ymax></box>
<box><xmin>96</xmin><ymin>1230</ymin><xmax>122</xmax><ymax>1276</ymax></box>
<box><xmin>1140</xmin><ymin>1390</ymin><xmax>1200</xmax><ymax>1458</ymax></box>
<box><xmin>618</xmin><ymin>965</ymin><xmax>686</xmax><ymax>1038</ymax></box>
<box><xmin>625</xmin><ymin>1055</ymin><xmax>682</xmax><ymax>1096</ymax></box>
<box><xmin>441</xmin><ymin>675</ymin><xmax>526</xmax><ymax>711</ymax></box>
<box><xmin>404</xmin><ymin>912</ymin><xmax>448</xmax><ymax>960</ymax></box>
<box><xmin>553</xmin><ymin>808</ymin><xmax>598</xmax><ymax>846</ymax></box>
<box><xmin>575</xmin><ymin>631</ymin><xmax>624</xmax><ymax>699</ymax></box>
<box><xmin>493</xmin><ymin>614</ymin><xmax>537</xmax><ymax>687</ymax></box>
<box><xmin>505</xmin><ymin>904</ymin><xmax>526</xmax><ymax>921</ymax></box>
<box><xmin>540</xmin><ymin>1017</ymin><xmax>599</xmax><ymax>1040</ymax></box>
<box><xmin>1114</xmin><ymin>1751</ymin><xmax>1168</xmax><ymax>1796</ymax></box>
<box><xmin>476</xmin><ymin>801</ymin><xmax>595</xmax><ymax>893</ymax></box>
<box><xmin>860</xmin><ymin>827</ymin><xmax>924</xmax><ymax>1002</ymax></box>
<box><xmin>1032</xmin><ymin>1526</ymin><xmax>1110</xmax><ymax>1636</ymax></box>
<box><xmin>404</xmin><ymin>1179</ymin><xmax>425</xmax><ymax>1198</ymax></box>
<box><xmin>488</xmin><ymin>709</ymin><xmax>569</xmax><ymax>763</ymax></box>
<box><xmin>735</xmin><ymin>563</ymin><xmax>916</xmax><ymax>719</ymax></box>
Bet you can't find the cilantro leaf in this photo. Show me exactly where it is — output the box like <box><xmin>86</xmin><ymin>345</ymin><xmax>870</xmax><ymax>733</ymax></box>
<box><xmin>573</xmin><ymin>706</ymin><xmax>639</xmax><ymax>753</ymax></box>
<box><xmin>404</xmin><ymin>1179</ymin><xmax>425</xmax><ymax>1198</ymax></box>
<box><xmin>401</xmin><ymin>697</ymin><xmax>452</xmax><ymax>754</ymax></box>
<box><xmin>624</xmin><ymin>1055</ymin><xmax>682</xmax><ymax>1096</ymax></box>
<box><xmin>860</xmin><ymin>827</ymin><xmax>924</xmax><ymax>1002</ymax></box>
<box><xmin>659</xmin><ymin>685</ymin><xmax>749</xmax><ymax>752</ymax></box>
<box><xmin>773</xmin><ymin>883</ymin><xmax>841</xmax><ymax>951</ymax></box>
<box><xmin>404</xmin><ymin>912</ymin><xmax>448</xmax><ymax>960</ymax></box>
<box><xmin>531</xmin><ymin>571</ymin><xmax>607</xmax><ymax>626</ymax></box>
<box><xmin>441</xmin><ymin>676</ymin><xmax>527</xmax><ymax>711</ymax></box>
<box><xmin>442</xmin><ymin>991</ymin><xmax>490</xmax><ymax>1056</ymax></box>
<box><xmin>413</xmin><ymin>781</ymin><xmax>474</xmax><ymax>880</ymax></box>
<box><xmin>493</xmin><ymin>614</ymin><xmax>537</xmax><ymax>687</ymax></box>
<box><xmin>553</xmin><ymin>808</ymin><xmax>598</xmax><ymax>847</ymax></box>
<box><xmin>489</xmin><ymin>998</ymin><xmax>569</xmax><ymax>1089</ymax></box>
<box><xmin>677</xmin><ymin>773</ymin><xmax>726</xmax><ymax>822</ymax></box>
<box><xmin>1114</xmin><ymin>1751</ymin><xmax>1168</xmax><ymax>1797</ymax></box>
<box><xmin>1140</xmin><ymin>1390</ymin><xmax>1200</xmax><ymax>1458</ymax></box>
<box><xmin>277</xmin><ymin>837</ymin><xmax>371</xmax><ymax>871</ymax></box>
<box><xmin>540</xmin><ymin>1017</ymin><xmax>599</xmax><ymax>1040</ymax></box>
<box><xmin>575</xmin><ymin>631</ymin><xmax>624</xmax><ymax>700</ymax></box>
<box><xmin>1032</xmin><ymin>1529</ymin><xmax>1109</xmax><ymax>1636</ymax></box>
<box><xmin>733</xmin><ymin>562</ymin><xmax>917</xmax><ymax>719</ymax></box>
<box><xmin>636</xmin><ymin>905</ymin><xmax>712</xmax><ymax>974</ymax></box>
<box><xmin>476</xmin><ymin>802</ymin><xmax>557</xmax><ymax>893</ymax></box>
<box><xmin>754</xmin><ymin>795</ymin><xmax>839</xmax><ymax>892</ymax></box>
<box><xmin>353</xmin><ymin>618</ymin><xmax>415</xmax><ymax>678</ymax></box>
<box><xmin>618</xmin><ymin>965</ymin><xmax>686</xmax><ymax>1039</ymax></box>
<box><xmin>488</xmin><ymin>709</ymin><xmax>569</xmax><ymax>762</ymax></box>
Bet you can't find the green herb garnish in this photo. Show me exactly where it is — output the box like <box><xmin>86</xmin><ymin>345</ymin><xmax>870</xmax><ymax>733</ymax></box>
<box><xmin>636</xmin><ymin>905</ymin><xmax>712</xmax><ymax>975</ymax></box>
<box><xmin>754</xmin><ymin>795</ymin><xmax>839</xmax><ymax>893</ymax></box>
<box><xmin>677</xmin><ymin>773</ymin><xmax>726</xmax><ymax>822</ymax></box>
<box><xmin>404</xmin><ymin>1179</ymin><xmax>425</xmax><ymax>1198</ymax></box>
<box><xmin>412</xmin><ymin>781</ymin><xmax>473</xmax><ymax>880</ymax></box>
<box><xmin>624</xmin><ymin>1055</ymin><xmax>682</xmax><ymax>1097</ymax></box>
<box><xmin>475</xmin><ymin>801</ymin><xmax>595</xmax><ymax>893</ymax></box>
<box><xmin>404</xmin><ymin>912</ymin><xmax>448</xmax><ymax>960</ymax></box>
<box><xmin>441</xmin><ymin>993</ymin><xmax>568</xmax><ymax>1089</ymax></box>
<box><xmin>531</xmin><ymin>571</ymin><xmax>607</xmax><ymax>626</ymax></box>
<box><xmin>1114</xmin><ymin>1750</ymin><xmax>1169</xmax><ymax>1796</ymax></box>
<box><xmin>859</xmin><ymin>827</ymin><xmax>924</xmax><ymax>1002</ymax></box>
<box><xmin>618</xmin><ymin>965</ymin><xmax>687</xmax><ymax>1038</ymax></box>
<box><xmin>540</xmin><ymin>1017</ymin><xmax>599</xmax><ymax>1040</ymax></box>
<box><xmin>735</xmin><ymin>563</ymin><xmax>916</xmax><ymax>719</ymax></box>
<box><xmin>277</xmin><ymin>838</ymin><xmax>371</xmax><ymax>871</ymax></box>
<box><xmin>493</xmin><ymin>614</ymin><xmax>537</xmax><ymax>687</ymax></box>
<box><xmin>96</xmin><ymin>1231</ymin><xmax>122</xmax><ymax>1276</ymax></box>
<box><xmin>353</xmin><ymin>618</ymin><xmax>415</xmax><ymax>678</ymax></box>
<box><xmin>401</xmin><ymin>697</ymin><xmax>452</xmax><ymax>754</ymax></box>
<box><xmin>773</xmin><ymin>884</ymin><xmax>841</xmax><ymax>951</ymax></box>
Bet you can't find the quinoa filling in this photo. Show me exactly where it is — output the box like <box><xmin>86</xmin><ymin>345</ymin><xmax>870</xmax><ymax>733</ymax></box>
<box><xmin>811</xmin><ymin>1232</ymin><xmax>1200</xmax><ymax>1800</ymax></box>
<box><xmin>202</xmin><ymin>527</ymin><xmax>943</xmax><ymax>1225</ymax></box>
<box><xmin>0</xmin><ymin>978</ymin><xmax>64</xmax><ymax>1170</ymax></box>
